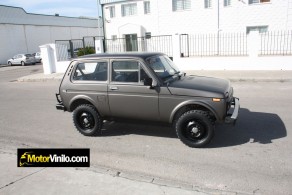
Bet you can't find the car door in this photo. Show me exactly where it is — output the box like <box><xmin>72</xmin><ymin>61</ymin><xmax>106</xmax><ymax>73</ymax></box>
<box><xmin>16</xmin><ymin>55</ymin><xmax>22</xmax><ymax>64</ymax></box>
<box><xmin>108</xmin><ymin>59</ymin><xmax>159</xmax><ymax>121</ymax></box>
<box><xmin>11</xmin><ymin>55</ymin><xmax>18</xmax><ymax>64</ymax></box>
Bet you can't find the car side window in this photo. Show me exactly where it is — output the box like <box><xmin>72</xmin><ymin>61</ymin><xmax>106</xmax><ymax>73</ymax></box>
<box><xmin>73</xmin><ymin>62</ymin><xmax>108</xmax><ymax>81</ymax></box>
<box><xmin>112</xmin><ymin>61</ymin><xmax>149</xmax><ymax>83</ymax></box>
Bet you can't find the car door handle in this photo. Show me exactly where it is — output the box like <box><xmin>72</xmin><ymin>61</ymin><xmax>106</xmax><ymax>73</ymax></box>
<box><xmin>110</xmin><ymin>86</ymin><xmax>119</xmax><ymax>90</ymax></box>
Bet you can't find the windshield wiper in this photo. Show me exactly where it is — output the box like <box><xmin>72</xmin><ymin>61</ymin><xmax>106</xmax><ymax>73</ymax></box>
<box><xmin>162</xmin><ymin>71</ymin><xmax>181</xmax><ymax>83</ymax></box>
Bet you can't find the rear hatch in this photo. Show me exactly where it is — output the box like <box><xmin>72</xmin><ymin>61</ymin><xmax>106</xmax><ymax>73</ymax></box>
<box><xmin>25</xmin><ymin>54</ymin><xmax>35</xmax><ymax>62</ymax></box>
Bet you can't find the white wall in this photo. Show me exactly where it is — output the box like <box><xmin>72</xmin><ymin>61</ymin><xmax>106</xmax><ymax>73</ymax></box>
<box><xmin>171</xmin><ymin>33</ymin><xmax>292</xmax><ymax>70</ymax></box>
<box><xmin>0</xmin><ymin>24</ymin><xmax>99</xmax><ymax>64</ymax></box>
<box><xmin>103</xmin><ymin>0</ymin><xmax>292</xmax><ymax>38</ymax></box>
<box><xmin>0</xmin><ymin>5</ymin><xmax>102</xmax><ymax>64</ymax></box>
<box><xmin>175</xmin><ymin>56</ymin><xmax>292</xmax><ymax>71</ymax></box>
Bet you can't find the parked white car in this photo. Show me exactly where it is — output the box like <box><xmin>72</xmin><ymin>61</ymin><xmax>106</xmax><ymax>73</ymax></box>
<box><xmin>7</xmin><ymin>54</ymin><xmax>36</xmax><ymax>66</ymax></box>
<box><xmin>32</xmin><ymin>52</ymin><xmax>42</xmax><ymax>63</ymax></box>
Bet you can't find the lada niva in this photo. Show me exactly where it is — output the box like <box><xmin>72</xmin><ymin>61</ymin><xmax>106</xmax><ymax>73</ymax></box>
<box><xmin>56</xmin><ymin>52</ymin><xmax>239</xmax><ymax>147</ymax></box>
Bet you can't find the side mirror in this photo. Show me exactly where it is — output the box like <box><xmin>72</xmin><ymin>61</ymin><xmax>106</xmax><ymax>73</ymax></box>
<box><xmin>144</xmin><ymin>77</ymin><xmax>153</xmax><ymax>87</ymax></box>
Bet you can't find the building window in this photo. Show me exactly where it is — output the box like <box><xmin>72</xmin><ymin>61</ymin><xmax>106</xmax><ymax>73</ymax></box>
<box><xmin>109</xmin><ymin>6</ymin><xmax>115</xmax><ymax>18</ymax></box>
<box><xmin>204</xmin><ymin>0</ymin><xmax>212</xmax><ymax>8</ymax></box>
<box><xmin>248</xmin><ymin>0</ymin><xmax>270</xmax><ymax>4</ymax></box>
<box><xmin>246</xmin><ymin>26</ymin><xmax>268</xmax><ymax>34</ymax></box>
<box><xmin>144</xmin><ymin>1</ymin><xmax>151</xmax><ymax>14</ymax></box>
<box><xmin>121</xmin><ymin>3</ymin><xmax>137</xmax><ymax>17</ymax></box>
<box><xmin>224</xmin><ymin>0</ymin><xmax>231</xmax><ymax>7</ymax></box>
<box><xmin>172</xmin><ymin>0</ymin><xmax>191</xmax><ymax>11</ymax></box>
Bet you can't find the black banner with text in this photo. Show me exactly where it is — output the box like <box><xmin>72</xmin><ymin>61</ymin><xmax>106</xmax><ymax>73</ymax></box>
<box><xmin>17</xmin><ymin>148</ymin><xmax>90</xmax><ymax>167</ymax></box>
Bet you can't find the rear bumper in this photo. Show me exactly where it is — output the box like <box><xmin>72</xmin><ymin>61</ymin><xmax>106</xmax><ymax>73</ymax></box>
<box><xmin>24</xmin><ymin>59</ymin><xmax>35</xmax><ymax>64</ymax></box>
<box><xmin>56</xmin><ymin>103</ymin><xmax>66</xmax><ymax>111</ymax></box>
<box><xmin>56</xmin><ymin>93</ymin><xmax>66</xmax><ymax>111</ymax></box>
<box><xmin>225</xmin><ymin>97</ymin><xmax>240</xmax><ymax>125</ymax></box>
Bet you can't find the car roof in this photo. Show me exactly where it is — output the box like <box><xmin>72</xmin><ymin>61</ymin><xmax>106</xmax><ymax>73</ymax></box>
<box><xmin>78</xmin><ymin>52</ymin><xmax>165</xmax><ymax>60</ymax></box>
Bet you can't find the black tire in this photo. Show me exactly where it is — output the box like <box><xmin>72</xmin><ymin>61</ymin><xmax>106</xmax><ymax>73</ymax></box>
<box><xmin>175</xmin><ymin>110</ymin><xmax>214</xmax><ymax>148</ymax></box>
<box><xmin>8</xmin><ymin>61</ymin><xmax>12</xmax><ymax>66</ymax></box>
<box><xmin>21</xmin><ymin>61</ymin><xmax>25</xmax><ymax>66</ymax></box>
<box><xmin>72</xmin><ymin>104</ymin><xmax>102</xmax><ymax>136</ymax></box>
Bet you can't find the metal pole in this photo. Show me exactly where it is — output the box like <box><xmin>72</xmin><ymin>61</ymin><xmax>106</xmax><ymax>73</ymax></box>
<box><xmin>217</xmin><ymin>0</ymin><xmax>220</xmax><ymax>55</ymax></box>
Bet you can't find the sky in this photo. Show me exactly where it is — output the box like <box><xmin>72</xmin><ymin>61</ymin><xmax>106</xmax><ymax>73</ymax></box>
<box><xmin>0</xmin><ymin>0</ymin><xmax>102</xmax><ymax>18</ymax></box>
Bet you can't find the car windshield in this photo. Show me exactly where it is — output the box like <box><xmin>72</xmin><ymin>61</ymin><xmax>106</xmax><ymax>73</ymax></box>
<box><xmin>146</xmin><ymin>55</ymin><xmax>180</xmax><ymax>81</ymax></box>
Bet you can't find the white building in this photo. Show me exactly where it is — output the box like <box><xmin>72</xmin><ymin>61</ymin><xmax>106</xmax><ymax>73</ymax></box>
<box><xmin>100</xmin><ymin>0</ymin><xmax>292</xmax><ymax>39</ymax></box>
<box><xmin>98</xmin><ymin>0</ymin><xmax>292</xmax><ymax>70</ymax></box>
<box><xmin>0</xmin><ymin>5</ymin><xmax>102</xmax><ymax>64</ymax></box>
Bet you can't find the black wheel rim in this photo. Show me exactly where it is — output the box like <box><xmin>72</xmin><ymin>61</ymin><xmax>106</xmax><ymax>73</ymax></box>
<box><xmin>183</xmin><ymin>120</ymin><xmax>207</xmax><ymax>142</ymax></box>
<box><xmin>77</xmin><ymin>111</ymin><xmax>95</xmax><ymax>131</ymax></box>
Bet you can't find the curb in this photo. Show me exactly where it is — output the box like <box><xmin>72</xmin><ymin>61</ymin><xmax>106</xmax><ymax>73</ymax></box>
<box><xmin>85</xmin><ymin>165</ymin><xmax>252</xmax><ymax>195</ymax></box>
<box><xmin>17</xmin><ymin>77</ymin><xmax>62</xmax><ymax>82</ymax></box>
<box><xmin>16</xmin><ymin>72</ymin><xmax>292</xmax><ymax>82</ymax></box>
<box><xmin>17</xmin><ymin>73</ymin><xmax>64</xmax><ymax>82</ymax></box>
<box><xmin>17</xmin><ymin>77</ymin><xmax>292</xmax><ymax>83</ymax></box>
<box><xmin>229</xmin><ymin>78</ymin><xmax>292</xmax><ymax>82</ymax></box>
<box><xmin>0</xmin><ymin>148</ymin><xmax>250</xmax><ymax>195</ymax></box>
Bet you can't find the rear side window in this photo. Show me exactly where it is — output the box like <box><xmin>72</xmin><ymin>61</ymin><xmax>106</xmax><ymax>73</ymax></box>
<box><xmin>73</xmin><ymin>62</ymin><xmax>108</xmax><ymax>81</ymax></box>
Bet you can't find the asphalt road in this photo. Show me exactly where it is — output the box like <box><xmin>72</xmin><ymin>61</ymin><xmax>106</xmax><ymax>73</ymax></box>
<box><xmin>0</xmin><ymin>66</ymin><xmax>291</xmax><ymax>195</ymax></box>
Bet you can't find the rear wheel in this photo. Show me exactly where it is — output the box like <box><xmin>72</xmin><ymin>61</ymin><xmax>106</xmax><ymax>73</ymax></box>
<box><xmin>8</xmin><ymin>61</ymin><xmax>12</xmax><ymax>66</ymax></box>
<box><xmin>21</xmin><ymin>61</ymin><xmax>25</xmax><ymax>66</ymax></box>
<box><xmin>72</xmin><ymin>104</ymin><xmax>102</xmax><ymax>136</ymax></box>
<box><xmin>175</xmin><ymin>110</ymin><xmax>214</xmax><ymax>148</ymax></box>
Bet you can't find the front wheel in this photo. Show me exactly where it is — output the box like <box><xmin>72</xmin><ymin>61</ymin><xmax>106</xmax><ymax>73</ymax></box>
<box><xmin>8</xmin><ymin>61</ymin><xmax>12</xmax><ymax>66</ymax></box>
<box><xmin>175</xmin><ymin>110</ymin><xmax>214</xmax><ymax>148</ymax></box>
<box><xmin>72</xmin><ymin>104</ymin><xmax>102</xmax><ymax>136</ymax></box>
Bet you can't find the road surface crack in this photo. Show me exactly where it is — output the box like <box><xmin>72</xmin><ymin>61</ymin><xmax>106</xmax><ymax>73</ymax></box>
<box><xmin>0</xmin><ymin>168</ymin><xmax>46</xmax><ymax>190</ymax></box>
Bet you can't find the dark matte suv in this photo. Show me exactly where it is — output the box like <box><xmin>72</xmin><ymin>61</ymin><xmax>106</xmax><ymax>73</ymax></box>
<box><xmin>56</xmin><ymin>52</ymin><xmax>239</xmax><ymax>147</ymax></box>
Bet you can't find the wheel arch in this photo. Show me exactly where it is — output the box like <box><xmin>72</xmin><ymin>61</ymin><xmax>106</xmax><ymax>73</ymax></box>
<box><xmin>169</xmin><ymin>100</ymin><xmax>218</xmax><ymax>124</ymax></box>
<box><xmin>69</xmin><ymin>95</ymin><xmax>97</xmax><ymax>112</ymax></box>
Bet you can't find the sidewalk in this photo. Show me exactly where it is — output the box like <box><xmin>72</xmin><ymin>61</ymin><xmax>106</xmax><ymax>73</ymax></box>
<box><xmin>0</xmin><ymin>150</ymin><xmax>227</xmax><ymax>195</ymax></box>
<box><xmin>17</xmin><ymin>70</ymin><xmax>292</xmax><ymax>82</ymax></box>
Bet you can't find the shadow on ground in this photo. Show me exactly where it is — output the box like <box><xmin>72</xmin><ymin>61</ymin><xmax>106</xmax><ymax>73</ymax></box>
<box><xmin>102</xmin><ymin>121</ymin><xmax>177</xmax><ymax>138</ymax></box>
<box><xmin>100</xmin><ymin>107</ymin><xmax>286</xmax><ymax>148</ymax></box>
<box><xmin>208</xmin><ymin>108</ymin><xmax>287</xmax><ymax>148</ymax></box>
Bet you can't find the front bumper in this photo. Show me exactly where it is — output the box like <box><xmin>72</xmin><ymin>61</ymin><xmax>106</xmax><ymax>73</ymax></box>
<box><xmin>55</xmin><ymin>93</ymin><xmax>66</xmax><ymax>111</ymax></box>
<box><xmin>225</xmin><ymin>97</ymin><xmax>240</xmax><ymax>125</ymax></box>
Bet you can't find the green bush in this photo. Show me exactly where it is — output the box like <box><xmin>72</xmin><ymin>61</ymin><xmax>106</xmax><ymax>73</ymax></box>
<box><xmin>77</xmin><ymin>47</ymin><xmax>95</xmax><ymax>56</ymax></box>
